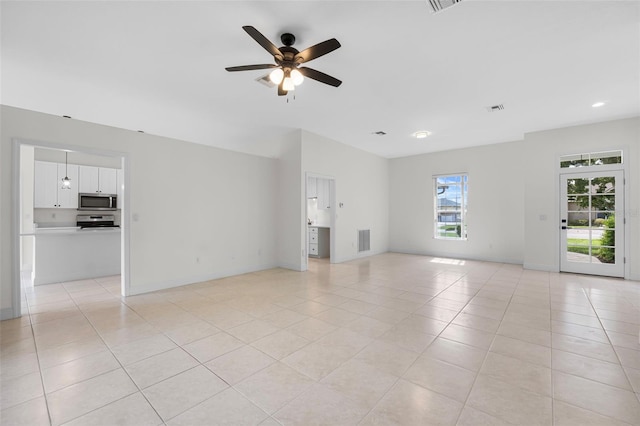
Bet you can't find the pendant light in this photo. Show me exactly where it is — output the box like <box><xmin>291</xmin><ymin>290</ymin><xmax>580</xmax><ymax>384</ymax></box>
<box><xmin>61</xmin><ymin>152</ymin><xmax>71</xmax><ymax>189</ymax></box>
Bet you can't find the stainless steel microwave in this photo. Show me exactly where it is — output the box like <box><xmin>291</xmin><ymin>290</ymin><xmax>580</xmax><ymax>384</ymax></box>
<box><xmin>78</xmin><ymin>193</ymin><xmax>117</xmax><ymax>211</ymax></box>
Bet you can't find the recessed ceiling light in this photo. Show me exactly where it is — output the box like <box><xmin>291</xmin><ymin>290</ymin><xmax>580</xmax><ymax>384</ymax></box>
<box><xmin>413</xmin><ymin>131</ymin><xmax>432</xmax><ymax>139</ymax></box>
<box><xmin>592</xmin><ymin>102</ymin><xmax>605</xmax><ymax>108</ymax></box>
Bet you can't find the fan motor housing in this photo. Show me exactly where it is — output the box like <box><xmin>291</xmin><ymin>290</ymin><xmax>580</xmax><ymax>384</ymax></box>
<box><xmin>280</xmin><ymin>33</ymin><xmax>295</xmax><ymax>46</ymax></box>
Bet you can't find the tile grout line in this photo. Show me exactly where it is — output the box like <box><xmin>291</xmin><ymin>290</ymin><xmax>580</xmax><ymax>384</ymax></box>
<box><xmin>98</xmin><ymin>282</ymin><xmax>285</xmax><ymax>424</ymax></box>
<box><xmin>266</xmin><ymin>268</ymin><xmax>478</xmax><ymax>424</ymax></box>
<box><xmin>580</xmin><ymin>286</ymin><xmax>637</xmax><ymax>393</ymax></box>
<box><xmin>451</xmin><ymin>263</ymin><xmax>517</xmax><ymax>425</ymax></box>
<box><xmin>354</xmin><ymin>265</ymin><xmax>508</xmax><ymax>424</ymax></box>
<box><xmin>49</xmin><ymin>278</ymin><xmax>165</xmax><ymax>426</ymax></box>
<box><xmin>23</xmin><ymin>282</ymin><xmax>54</xmax><ymax>426</ymax></box>
<box><xmin>549</xmin><ymin>273</ymin><xmax>555</xmax><ymax>426</ymax></box>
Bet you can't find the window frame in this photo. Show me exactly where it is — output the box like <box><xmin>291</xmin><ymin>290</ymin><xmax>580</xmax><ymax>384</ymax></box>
<box><xmin>433</xmin><ymin>173</ymin><xmax>468</xmax><ymax>241</ymax></box>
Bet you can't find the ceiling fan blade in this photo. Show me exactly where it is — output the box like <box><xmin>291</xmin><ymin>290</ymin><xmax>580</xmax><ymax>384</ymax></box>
<box><xmin>295</xmin><ymin>38</ymin><xmax>341</xmax><ymax>63</ymax></box>
<box><xmin>225</xmin><ymin>64</ymin><xmax>279</xmax><ymax>72</ymax></box>
<box><xmin>298</xmin><ymin>67</ymin><xmax>342</xmax><ymax>87</ymax></box>
<box><xmin>242</xmin><ymin>26</ymin><xmax>283</xmax><ymax>60</ymax></box>
<box><xmin>277</xmin><ymin>81</ymin><xmax>287</xmax><ymax>96</ymax></box>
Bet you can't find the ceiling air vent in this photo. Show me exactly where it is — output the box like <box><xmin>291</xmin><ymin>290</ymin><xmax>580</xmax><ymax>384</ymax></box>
<box><xmin>256</xmin><ymin>75</ymin><xmax>276</xmax><ymax>88</ymax></box>
<box><xmin>427</xmin><ymin>0</ymin><xmax>463</xmax><ymax>13</ymax></box>
<box><xmin>486</xmin><ymin>104</ymin><xmax>505</xmax><ymax>112</ymax></box>
<box><xmin>372</xmin><ymin>131</ymin><xmax>387</xmax><ymax>136</ymax></box>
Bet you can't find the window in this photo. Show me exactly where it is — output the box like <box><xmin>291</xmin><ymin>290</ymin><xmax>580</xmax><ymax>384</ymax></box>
<box><xmin>560</xmin><ymin>150</ymin><xmax>622</xmax><ymax>168</ymax></box>
<box><xmin>434</xmin><ymin>174</ymin><xmax>467</xmax><ymax>240</ymax></box>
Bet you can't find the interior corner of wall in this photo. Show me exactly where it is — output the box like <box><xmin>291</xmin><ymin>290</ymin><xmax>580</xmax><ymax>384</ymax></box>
<box><xmin>0</xmin><ymin>307</ymin><xmax>17</xmax><ymax>321</ymax></box>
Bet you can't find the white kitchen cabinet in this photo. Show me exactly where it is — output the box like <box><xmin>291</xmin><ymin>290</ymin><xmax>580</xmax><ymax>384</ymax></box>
<box><xmin>34</xmin><ymin>161</ymin><xmax>79</xmax><ymax>208</ymax></box>
<box><xmin>307</xmin><ymin>176</ymin><xmax>317</xmax><ymax>199</ymax></box>
<box><xmin>79</xmin><ymin>166</ymin><xmax>99</xmax><ymax>193</ymax></box>
<box><xmin>316</xmin><ymin>178</ymin><xmax>332</xmax><ymax>210</ymax></box>
<box><xmin>307</xmin><ymin>176</ymin><xmax>331</xmax><ymax>209</ymax></box>
<box><xmin>99</xmin><ymin>167</ymin><xmax>118</xmax><ymax>194</ymax></box>
<box><xmin>308</xmin><ymin>226</ymin><xmax>330</xmax><ymax>258</ymax></box>
<box><xmin>34</xmin><ymin>161</ymin><xmax>58</xmax><ymax>208</ymax></box>
<box><xmin>79</xmin><ymin>165</ymin><xmax>118</xmax><ymax>194</ymax></box>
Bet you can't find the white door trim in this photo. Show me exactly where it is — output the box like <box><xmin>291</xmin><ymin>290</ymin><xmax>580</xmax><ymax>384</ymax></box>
<box><xmin>304</xmin><ymin>172</ymin><xmax>336</xmax><ymax>271</ymax></box>
<box><xmin>10</xmin><ymin>138</ymin><xmax>131</xmax><ymax>319</ymax></box>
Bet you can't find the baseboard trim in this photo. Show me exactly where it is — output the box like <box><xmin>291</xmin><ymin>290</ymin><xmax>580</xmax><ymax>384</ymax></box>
<box><xmin>389</xmin><ymin>249</ymin><xmax>523</xmax><ymax>266</ymax></box>
<box><xmin>128</xmin><ymin>262</ymin><xmax>279</xmax><ymax>296</ymax></box>
<box><xmin>332</xmin><ymin>249</ymin><xmax>388</xmax><ymax>264</ymax></box>
<box><xmin>0</xmin><ymin>307</ymin><xmax>17</xmax><ymax>321</ymax></box>
<box><xmin>278</xmin><ymin>261</ymin><xmax>304</xmax><ymax>272</ymax></box>
<box><xmin>523</xmin><ymin>263</ymin><xmax>557</xmax><ymax>272</ymax></box>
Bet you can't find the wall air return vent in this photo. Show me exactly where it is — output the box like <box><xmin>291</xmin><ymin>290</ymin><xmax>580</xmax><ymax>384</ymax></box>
<box><xmin>427</xmin><ymin>0</ymin><xmax>463</xmax><ymax>13</ymax></box>
<box><xmin>358</xmin><ymin>230</ymin><xmax>371</xmax><ymax>253</ymax></box>
<box><xmin>486</xmin><ymin>104</ymin><xmax>505</xmax><ymax>112</ymax></box>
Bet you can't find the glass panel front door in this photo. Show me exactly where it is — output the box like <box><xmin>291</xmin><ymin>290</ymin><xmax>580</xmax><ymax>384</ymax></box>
<box><xmin>560</xmin><ymin>170</ymin><xmax>624</xmax><ymax>277</ymax></box>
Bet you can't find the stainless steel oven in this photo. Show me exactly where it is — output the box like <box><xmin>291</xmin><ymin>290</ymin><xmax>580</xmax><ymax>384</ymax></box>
<box><xmin>78</xmin><ymin>193</ymin><xmax>117</xmax><ymax>211</ymax></box>
<box><xmin>76</xmin><ymin>214</ymin><xmax>119</xmax><ymax>229</ymax></box>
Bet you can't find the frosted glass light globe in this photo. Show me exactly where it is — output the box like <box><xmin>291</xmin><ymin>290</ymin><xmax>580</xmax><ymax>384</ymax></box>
<box><xmin>269</xmin><ymin>68</ymin><xmax>284</xmax><ymax>84</ymax></box>
<box><xmin>283</xmin><ymin>77</ymin><xmax>295</xmax><ymax>91</ymax></box>
<box><xmin>291</xmin><ymin>69</ymin><xmax>304</xmax><ymax>86</ymax></box>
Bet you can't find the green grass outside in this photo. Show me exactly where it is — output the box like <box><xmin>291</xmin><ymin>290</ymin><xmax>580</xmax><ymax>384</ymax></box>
<box><xmin>567</xmin><ymin>238</ymin><xmax>601</xmax><ymax>255</ymax></box>
<box><xmin>438</xmin><ymin>225</ymin><xmax>461</xmax><ymax>238</ymax></box>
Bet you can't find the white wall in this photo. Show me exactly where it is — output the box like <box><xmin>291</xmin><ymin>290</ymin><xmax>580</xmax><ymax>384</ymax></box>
<box><xmin>301</xmin><ymin>131</ymin><xmax>390</xmax><ymax>263</ymax></box>
<box><xmin>276</xmin><ymin>130</ymin><xmax>304</xmax><ymax>271</ymax></box>
<box><xmin>1</xmin><ymin>106</ymin><xmax>280</xmax><ymax>317</ymax></box>
<box><xmin>523</xmin><ymin>117</ymin><xmax>640</xmax><ymax>278</ymax></box>
<box><xmin>20</xmin><ymin>145</ymin><xmax>35</xmax><ymax>272</ymax></box>
<box><xmin>389</xmin><ymin>117</ymin><xmax>640</xmax><ymax>279</ymax></box>
<box><xmin>35</xmin><ymin>147</ymin><xmax>122</xmax><ymax>168</ymax></box>
<box><xmin>389</xmin><ymin>141</ymin><xmax>525</xmax><ymax>264</ymax></box>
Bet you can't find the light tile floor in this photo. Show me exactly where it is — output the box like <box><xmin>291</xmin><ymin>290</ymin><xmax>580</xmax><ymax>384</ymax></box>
<box><xmin>1</xmin><ymin>253</ymin><xmax>640</xmax><ymax>425</ymax></box>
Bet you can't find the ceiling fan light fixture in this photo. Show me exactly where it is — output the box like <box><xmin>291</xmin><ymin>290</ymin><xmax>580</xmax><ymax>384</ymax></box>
<box><xmin>291</xmin><ymin>69</ymin><xmax>304</xmax><ymax>86</ymax></box>
<box><xmin>283</xmin><ymin>77</ymin><xmax>295</xmax><ymax>91</ymax></box>
<box><xmin>225</xmin><ymin>26</ymin><xmax>342</xmax><ymax>96</ymax></box>
<box><xmin>269</xmin><ymin>68</ymin><xmax>284</xmax><ymax>85</ymax></box>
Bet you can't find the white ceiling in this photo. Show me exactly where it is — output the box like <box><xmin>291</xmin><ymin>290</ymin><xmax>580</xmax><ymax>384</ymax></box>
<box><xmin>1</xmin><ymin>1</ymin><xmax>638</xmax><ymax>159</ymax></box>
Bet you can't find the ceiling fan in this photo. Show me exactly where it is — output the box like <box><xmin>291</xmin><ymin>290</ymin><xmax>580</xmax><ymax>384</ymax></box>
<box><xmin>225</xmin><ymin>26</ymin><xmax>342</xmax><ymax>96</ymax></box>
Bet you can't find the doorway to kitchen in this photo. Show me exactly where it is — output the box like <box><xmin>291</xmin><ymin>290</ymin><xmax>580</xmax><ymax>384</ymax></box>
<box><xmin>11</xmin><ymin>138</ymin><xmax>130</xmax><ymax>319</ymax></box>
<box><xmin>559</xmin><ymin>152</ymin><xmax>625</xmax><ymax>278</ymax></box>
<box><xmin>305</xmin><ymin>173</ymin><xmax>336</xmax><ymax>270</ymax></box>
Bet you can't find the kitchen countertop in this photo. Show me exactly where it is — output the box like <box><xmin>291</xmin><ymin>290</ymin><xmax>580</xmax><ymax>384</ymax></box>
<box><xmin>308</xmin><ymin>225</ymin><xmax>330</xmax><ymax>228</ymax></box>
<box><xmin>34</xmin><ymin>226</ymin><xmax>121</xmax><ymax>235</ymax></box>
